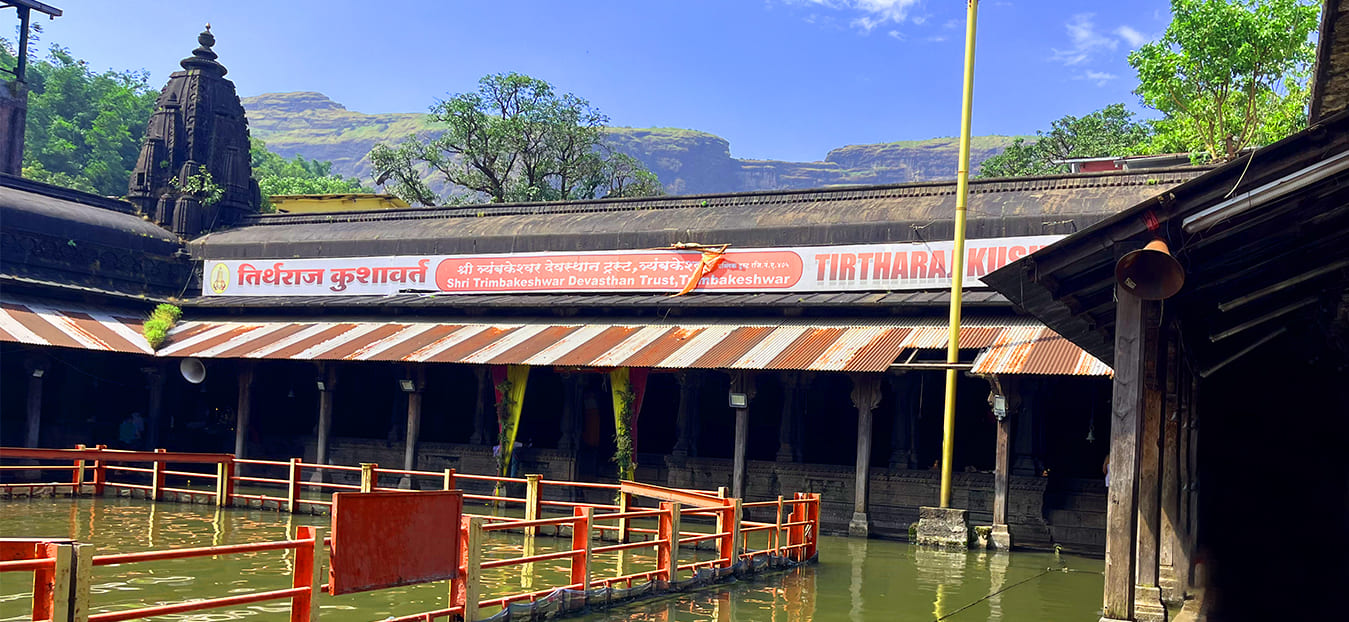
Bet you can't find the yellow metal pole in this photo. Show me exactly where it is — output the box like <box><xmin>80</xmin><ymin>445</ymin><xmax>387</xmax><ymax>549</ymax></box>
<box><xmin>939</xmin><ymin>0</ymin><xmax>980</xmax><ymax>509</ymax></box>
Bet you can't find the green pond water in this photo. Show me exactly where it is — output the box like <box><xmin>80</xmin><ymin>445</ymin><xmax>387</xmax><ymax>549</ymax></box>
<box><xmin>0</xmin><ymin>497</ymin><xmax>1104</xmax><ymax>621</ymax></box>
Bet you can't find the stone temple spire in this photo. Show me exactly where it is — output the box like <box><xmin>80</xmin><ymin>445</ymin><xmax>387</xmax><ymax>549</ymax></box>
<box><xmin>126</xmin><ymin>26</ymin><xmax>260</xmax><ymax>237</ymax></box>
<box><xmin>180</xmin><ymin>23</ymin><xmax>227</xmax><ymax>77</ymax></box>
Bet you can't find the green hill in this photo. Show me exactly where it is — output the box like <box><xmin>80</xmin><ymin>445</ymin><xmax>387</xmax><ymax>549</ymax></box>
<box><xmin>241</xmin><ymin>92</ymin><xmax>1020</xmax><ymax>196</ymax></box>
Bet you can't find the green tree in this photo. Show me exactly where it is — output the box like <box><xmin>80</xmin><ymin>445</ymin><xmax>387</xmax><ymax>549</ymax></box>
<box><xmin>250</xmin><ymin>138</ymin><xmax>370</xmax><ymax>209</ymax></box>
<box><xmin>1129</xmin><ymin>0</ymin><xmax>1319</xmax><ymax>161</ymax></box>
<box><xmin>370</xmin><ymin>73</ymin><xmax>663</xmax><ymax>205</ymax></box>
<box><xmin>2</xmin><ymin>42</ymin><xmax>158</xmax><ymax>195</ymax></box>
<box><xmin>978</xmin><ymin>104</ymin><xmax>1151</xmax><ymax>178</ymax></box>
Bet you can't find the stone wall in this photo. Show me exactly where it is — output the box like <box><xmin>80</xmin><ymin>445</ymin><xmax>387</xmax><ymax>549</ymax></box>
<box><xmin>314</xmin><ymin>437</ymin><xmax>1105</xmax><ymax>553</ymax></box>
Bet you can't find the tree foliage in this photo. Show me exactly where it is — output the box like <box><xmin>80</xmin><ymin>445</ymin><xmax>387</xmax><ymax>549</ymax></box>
<box><xmin>1129</xmin><ymin>0</ymin><xmax>1319</xmax><ymax>161</ymax></box>
<box><xmin>250</xmin><ymin>138</ymin><xmax>369</xmax><ymax>202</ymax></box>
<box><xmin>2</xmin><ymin>42</ymin><xmax>158</xmax><ymax>195</ymax></box>
<box><xmin>370</xmin><ymin>73</ymin><xmax>663</xmax><ymax>205</ymax></box>
<box><xmin>978</xmin><ymin>104</ymin><xmax>1151</xmax><ymax>178</ymax></box>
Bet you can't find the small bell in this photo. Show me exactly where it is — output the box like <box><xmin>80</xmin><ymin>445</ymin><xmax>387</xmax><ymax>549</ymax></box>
<box><xmin>1086</xmin><ymin>417</ymin><xmax>1096</xmax><ymax>443</ymax></box>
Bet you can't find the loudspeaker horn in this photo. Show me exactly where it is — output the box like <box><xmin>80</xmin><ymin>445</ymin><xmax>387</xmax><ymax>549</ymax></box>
<box><xmin>180</xmin><ymin>358</ymin><xmax>207</xmax><ymax>384</ymax></box>
<box><xmin>1115</xmin><ymin>238</ymin><xmax>1185</xmax><ymax>300</ymax></box>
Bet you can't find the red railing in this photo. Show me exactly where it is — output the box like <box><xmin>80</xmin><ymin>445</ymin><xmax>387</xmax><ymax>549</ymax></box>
<box><xmin>0</xmin><ymin>528</ymin><xmax>323</xmax><ymax>622</ymax></box>
<box><xmin>0</xmin><ymin>447</ymin><xmax>821</xmax><ymax>622</ymax></box>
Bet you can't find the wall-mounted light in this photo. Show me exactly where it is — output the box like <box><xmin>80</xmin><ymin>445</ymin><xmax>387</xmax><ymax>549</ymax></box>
<box><xmin>398</xmin><ymin>379</ymin><xmax>416</xmax><ymax>393</ymax></box>
<box><xmin>31</xmin><ymin>368</ymin><xmax>44</xmax><ymax>378</ymax></box>
<box><xmin>316</xmin><ymin>380</ymin><xmax>327</xmax><ymax>392</ymax></box>
<box><xmin>992</xmin><ymin>394</ymin><xmax>1007</xmax><ymax>421</ymax></box>
<box><xmin>728</xmin><ymin>392</ymin><xmax>748</xmax><ymax>409</ymax></box>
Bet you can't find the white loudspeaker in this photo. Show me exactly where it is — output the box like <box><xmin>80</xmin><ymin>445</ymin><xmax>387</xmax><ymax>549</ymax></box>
<box><xmin>180</xmin><ymin>358</ymin><xmax>207</xmax><ymax>384</ymax></box>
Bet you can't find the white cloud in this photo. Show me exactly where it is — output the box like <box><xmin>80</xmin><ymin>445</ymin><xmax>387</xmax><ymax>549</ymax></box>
<box><xmin>888</xmin><ymin>30</ymin><xmax>904</xmax><ymax>40</ymax></box>
<box><xmin>794</xmin><ymin>0</ymin><xmax>922</xmax><ymax>32</ymax></box>
<box><xmin>1114</xmin><ymin>25</ymin><xmax>1149</xmax><ymax>48</ymax></box>
<box><xmin>1050</xmin><ymin>13</ymin><xmax>1118</xmax><ymax>66</ymax></box>
<box><xmin>1076</xmin><ymin>70</ymin><xmax>1119</xmax><ymax>87</ymax></box>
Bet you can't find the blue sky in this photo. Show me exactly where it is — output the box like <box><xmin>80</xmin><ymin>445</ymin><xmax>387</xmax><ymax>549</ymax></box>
<box><xmin>31</xmin><ymin>1</ymin><xmax>1174</xmax><ymax>162</ymax></box>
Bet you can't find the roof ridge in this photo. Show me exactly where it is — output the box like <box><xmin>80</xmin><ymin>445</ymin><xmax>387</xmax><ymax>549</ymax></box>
<box><xmin>239</xmin><ymin>168</ymin><xmax>1207</xmax><ymax>228</ymax></box>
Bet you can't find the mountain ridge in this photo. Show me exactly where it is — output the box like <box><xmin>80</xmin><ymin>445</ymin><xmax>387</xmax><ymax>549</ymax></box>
<box><xmin>240</xmin><ymin>91</ymin><xmax>1019</xmax><ymax>197</ymax></box>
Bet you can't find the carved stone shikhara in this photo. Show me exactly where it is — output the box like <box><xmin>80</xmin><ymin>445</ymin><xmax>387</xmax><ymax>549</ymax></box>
<box><xmin>127</xmin><ymin>26</ymin><xmax>261</xmax><ymax>237</ymax></box>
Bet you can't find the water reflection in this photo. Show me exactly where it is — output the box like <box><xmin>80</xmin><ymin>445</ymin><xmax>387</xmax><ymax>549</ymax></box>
<box><xmin>1</xmin><ymin>499</ymin><xmax>1105</xmax><ymax>622</ymax></box>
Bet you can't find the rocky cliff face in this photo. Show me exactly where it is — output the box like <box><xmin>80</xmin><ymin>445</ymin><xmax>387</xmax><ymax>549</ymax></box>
<box><xmin>241</xmin><ymin>92</ymin><xmax>1017</xmax><ymax>196</ymax></box>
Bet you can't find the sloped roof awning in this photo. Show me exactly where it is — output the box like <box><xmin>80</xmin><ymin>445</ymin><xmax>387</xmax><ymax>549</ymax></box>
<box><xmin>156</xmin><ymin>316</ymin><xmax>1110</xmax><ymax>376</ymax></box>
<box><xmin>0</xmin><ymin>298</ymin><xmax>152</xmax><ymax>354</ymax></box>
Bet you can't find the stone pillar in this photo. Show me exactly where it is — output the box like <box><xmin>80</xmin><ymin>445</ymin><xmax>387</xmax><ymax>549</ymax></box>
<box><xmin>469</xmin><ymin>367</ymin><xmax>490</xmax><ymax>445</ymax></box>
<box><xmin>730</xmin><ymin>371</ymin><xmax>755</xmax><ymax>500</ymax></box>
<box><xmin>776</xmin><ymin>373</ymin><xmax>803</xmax><ymax>462</ymax></box>
<box><xmin>672</xmin><ymin>371</ymin><xmax>702</xmax><ymax>463</ymax></box>
<box><xmin>143</xmin><ymin>366</ymin><xmax>166</xmax><ymax>450</ymax></box>
<box><xmin>848</xmin><ymin>374</ymin><xmax>883</xmax><ymax>538</ymax></box>
<box><xmin>1100</xmin><ymin>290</ymin><xmax>1151</xmax><ymax>622</ymax></box>
<box><xmin>1159</xmin><ymin>333</ymin><xmax>1183</xmax><ymax>605</ymax></box>
<box><xmin>23</xmin><ymin>357</ymin><xmax>47</xmax><ymax>448</ymax></box>
<box><xmin>887</xmin><ymin>373</ymin><xmax>915</xmax><ymax>469</ymax></box>
<box><xmin>235</xmin><ymin>362</ymin><xmax>254</xmax><ymax>458</ymax></box>
<box><xmin>312</xmin><ymin>364</ymin><xmax>337</xmax><ymax>482</ymax></box>
<box><xmin>558</xmin><ymin>373</ymin><xmax>581</xmax><ymax>452</ymax></box>
<box><xmin>400</xmin><ymin>366</ymin><xmax>427</xmax><ymax>489</ymax></box>
<box><xmin>1134</xmin><ymin>318</ymin><xmax>1167</xmax><ymax>622</ymax></box>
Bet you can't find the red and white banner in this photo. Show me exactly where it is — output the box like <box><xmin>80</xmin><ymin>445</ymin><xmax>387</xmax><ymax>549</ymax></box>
<box><xmin>202</xmin><ymin>235</ymin><xmax>1062</xmax><ymax>297</ymax></box>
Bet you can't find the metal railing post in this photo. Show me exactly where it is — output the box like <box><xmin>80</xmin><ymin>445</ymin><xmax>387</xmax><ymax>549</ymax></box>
<box><xmin>774</xmin><ymin>495</ymin><xmax>785</xmax><ymax>561</ymax></box>
<box><xmin>570</xmin><ymin>507</ymin><xmax>593</xmax><ymax>603</ymax></box>
<box><xmin>32</xmin><ymin>543</ymin><xmax>66</xmax><ymax>622</ymax></box>
<box><xmin>91</xmin><ymin>445</ymin><xmax>106</xmax><ymax>496</ymax></box>
<box><xmin>72</xmin><ymin>444</ymin><xmax>85</xmax><ymax>493</ymax></box>
<box><xmin>463</xmin><ymin>516</ymin><xmax>484</xmax><ymax>622</ymax></box>
<box><xmin>291</xmin><ymin>525</ymin><xmax>323</xmax><ymax>622</ymax></box>
<box><xmin>359</xmin><ymin>463</ymin><xmax>376</xmax><ymax>493</ymax></box>
<box><xmin>616</xmin><ymin>491</ymin><xmax>631</xmax><ymax>543</ymax></box>
<box><xmin>287</xmin><ymin>458</ymin><xmax>302</xmax><ymax>513</ymax></box>
<box><xmin>216</xmin><ymin>459</ymin><xmax>235</xmax><ymax>507</ymax></box>
<box><xmin>657</xmin><ymin>502</ymin><xmax>681</xmax><ymax>583</ymax></box>
<box><xmin>524</xmin><ymin>474</ymin><xmax>542</xmax><ymax>537</ymax></box>
<box><xmin>807</xmin><ymin>494</ymin><xmax>820</xmax><ymax>559</ymax></box>
<box><xmin>151</xmin><ymin>449</ymin><xmax>167</xmax><ymax>501</ymax></box>
<box><xmin>443</xmin><ymin>468</ymin><xmax>456</xmax><ymax>491</ymax></box>
<box><xmin>69</xmin><ymin>543</ymin><xmax>92</xmax><ymax>622</ymax></box>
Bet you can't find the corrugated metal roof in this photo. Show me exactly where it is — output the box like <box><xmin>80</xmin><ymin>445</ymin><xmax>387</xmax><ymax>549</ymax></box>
<box><xmin>0</xmin><ymin>298</ymin><xmax>152</xmax><ymax>355</ymax></box>
<box><xmin>0</xmin><ymin>295</ymin><xmax>1108</xmax><ymax>375</ymax></box>
<box><xmin>155</xmin><ymin>315</ymin><xmax>1111</xmax><ymax>375</ymax></box>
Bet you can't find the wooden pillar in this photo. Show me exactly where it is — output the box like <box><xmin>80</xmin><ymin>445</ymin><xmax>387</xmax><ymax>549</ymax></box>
<box><xmin>1134</xmin><ymin>317</ymin><xmax>1166</xmax><ymax>622</ymax></box>
<box><xmin>1101</xmin><ymin>288</ymin><xmax>1149</xmax><ymax>622</ymax></box>
<box><xmin>400</xmin><ymin>366</ymin><xmax>427</xmax><ymax>489</ymax></box>
<box><xmin>1011</xmin><ymin>380</ymin><xmax>1039</xmax><ymax>475</ymax></box>
<box><xmin>1186</xmin><ymin>376</ymin><xmax>1200</xmax><ymax>583</ymax></box>
<box><xmin>775</xmin><ymin>373</ymin><xmax>803</xmax><ymax>462</ymax></box>
<box><xmin>469</xmin><ymin>367</ymin><xmax>490</xmax><ymax>445</ymax></box>
<box><xmin>235</xmin><ymin>362</ymin><xmax>254</xmax><ymax>458</ymax></box>
<box><xmin>988</xmin><ymin>375</ymin><xmax>1018</xmax><ymax>550</ymax></box>
<box><xmin>1175</xmin><ymin>359</ymin><xmax>1194</xmax><ymax>599</ymax></box>
<box><xmin>23</xmin><ymin>357</ymin><xmax>47</xmax><ymax>448</ymax></box>
<box><xmin>887</xmin><ymin>374</ymin><xmax>914</xmax><ymax>469</ymax></box>
<box><xmin>848</xmin><ymin>374</ymin><xmax>882</xmax><ymax>538</ymax></box>
<box><xmin>143</xmin><ymin>366</ymin><xmax>165</xmax><ymax>449</ymax></box>
<box><xmin>730</xmin><ymin>371</ymin><xmax>754</xmax><ymax>500</ymax></box>
<box><xmin>1159</xmin><ymin>331</ymin><xmax>1183</xmax><ymax>605</ymax></box>
<box><xmin>312</xmin><ymin>364</ymin><xmax>337</xmax><ymax>482</ymax></box>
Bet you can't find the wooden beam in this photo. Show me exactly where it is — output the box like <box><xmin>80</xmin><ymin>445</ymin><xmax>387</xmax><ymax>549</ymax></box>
<box><xmin>1102</xmin><ymin>287</ymin><xmax>1147</xmax><ymax>621</ymax></box>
